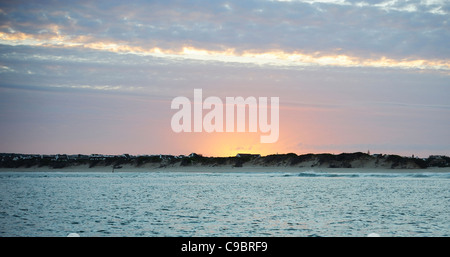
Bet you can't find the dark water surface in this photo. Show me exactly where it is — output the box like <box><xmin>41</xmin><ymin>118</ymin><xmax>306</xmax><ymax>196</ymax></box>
<box><xmin>0</xmin><ymin>171</ymin><xmax>448</xmax><ymax>236</ymax></box>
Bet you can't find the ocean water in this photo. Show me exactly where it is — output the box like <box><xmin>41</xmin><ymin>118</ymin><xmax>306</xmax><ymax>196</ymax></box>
<box><xmin>0</xmin><ymin>170</ymin><xmax>449</xmax><ymax>237</ymax></box>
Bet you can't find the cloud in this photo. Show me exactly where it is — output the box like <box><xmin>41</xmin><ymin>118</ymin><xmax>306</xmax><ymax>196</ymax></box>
<box><xmin>1</xmin><ymin>0</ymin><xmax>449</xmax><ymax>63</ymax></box>
<box><xmin>0</xmin><ymin>1</ymin><xmax>449</xmax><ymax>156</ymax></box>
<box><xmin>1</xmin><ymin>43</ymin><xmax>448</xmax><ymax>100</ymax></box>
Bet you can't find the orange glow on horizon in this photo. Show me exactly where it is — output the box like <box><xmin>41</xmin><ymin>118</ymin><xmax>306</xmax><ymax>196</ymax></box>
<box><xmin>167</xmin><ymin>132</ymin><xmax>287</xmax><ymax>157</ymax></box>
<box><xmin>164</xmin><ymin>106</ymin><xmax>304</xmax><ymax>158</ymax></box>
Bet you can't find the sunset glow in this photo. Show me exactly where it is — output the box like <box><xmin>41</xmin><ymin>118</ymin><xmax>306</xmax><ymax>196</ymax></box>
<box><xmin>0</xmin><ymin>0</ymin><xmax>449</xmax><ymax>157</ymax></box>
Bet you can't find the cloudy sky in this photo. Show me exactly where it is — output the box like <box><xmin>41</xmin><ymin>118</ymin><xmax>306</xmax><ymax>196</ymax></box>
<box><xmin>0</xmin><ymin>0</ymin><xmax>449</xmax><ymax>157</ymax></box>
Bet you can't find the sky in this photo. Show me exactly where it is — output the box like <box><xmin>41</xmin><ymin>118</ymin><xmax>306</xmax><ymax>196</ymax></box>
<box><xmin>0</xmin><ymin>0</ymin><xmax>449</xmax><ymax>157</ymax></box>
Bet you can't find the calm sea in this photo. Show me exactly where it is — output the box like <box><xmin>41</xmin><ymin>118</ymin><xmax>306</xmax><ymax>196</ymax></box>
<box><xmin>0</xmin><ymin>170</ymin><xmax>449</xmax><ymax>237</ymax></box>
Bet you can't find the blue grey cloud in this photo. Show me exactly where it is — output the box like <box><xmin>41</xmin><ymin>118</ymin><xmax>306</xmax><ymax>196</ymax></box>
<box><xmin>0</xmin><ymin>0</ymin><xmax>449</xmax><ymax>156</ymax></box>
<box><xmin>1</xmin><ymin>0</ymin><xmax>449</xmax><ymax>59</ymax></box>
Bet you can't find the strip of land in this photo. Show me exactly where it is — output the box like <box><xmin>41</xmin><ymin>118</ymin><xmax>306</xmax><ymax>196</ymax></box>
<box><xmin>1</xmin><ymin>152</ymin><xmax>449</xmax><ymax>172</ymax></box>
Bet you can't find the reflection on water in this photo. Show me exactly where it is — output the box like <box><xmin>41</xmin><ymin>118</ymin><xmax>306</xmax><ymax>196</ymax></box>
<box><xmin>0</xmin><ymin>171</ymin><xmax>449</xmax><ymax>236</ymax></box>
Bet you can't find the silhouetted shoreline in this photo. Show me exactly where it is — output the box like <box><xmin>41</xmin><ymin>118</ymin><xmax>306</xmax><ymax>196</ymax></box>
<box><xmin>1</xmin><ymin>152</ymin><xmax>449</xmax><ymax>170</ymax></box>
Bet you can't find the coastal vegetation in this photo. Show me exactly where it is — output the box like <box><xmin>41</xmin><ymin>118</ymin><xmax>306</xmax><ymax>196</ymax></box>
<box><xmin>1</xmin><ymin>152</ymin><xmax>449</xmax><ymax>169</ymax></box>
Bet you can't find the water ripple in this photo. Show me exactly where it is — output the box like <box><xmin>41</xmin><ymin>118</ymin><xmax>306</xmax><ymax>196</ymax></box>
<box><xmin>0</xmin><ymin>171</ymin><xmax>448</xmax><ymax>236</ymax></box>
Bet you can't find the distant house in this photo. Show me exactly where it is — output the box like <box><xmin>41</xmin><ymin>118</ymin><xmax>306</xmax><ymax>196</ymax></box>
<box><xmin>54</xmin><ymin>154</ymin><xmax>68</xmax><ymax>161</ymax></box>
<box><xmin>77</xmin><ymin>154</ymin><xmax>89</xmax><ymax>160</ymax></box>
<box><xmin>159</xmin><ymin>154</ymin><xmax>175</xmax><ymax>160</ymax></box>
<box><xmin>68</xmin><ymin>155</ymin><xmax>79</xmax><ymax>160</ymax></box>
<box><xmin>236</xmin><ymin>153</ymin><xmax>261</xmax><ymax>158</ymax></box>
<box><xmin>89</xmin><ymin>154</ymin><xmax>106</xmax><ymax>161</ymax></box>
